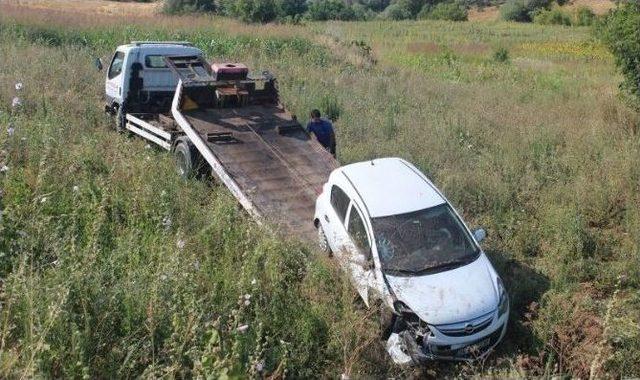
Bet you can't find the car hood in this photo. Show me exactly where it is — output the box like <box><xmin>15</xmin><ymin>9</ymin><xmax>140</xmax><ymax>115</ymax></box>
<box><xmin>385</xmin><ymin>253</ymin><xmax>498</xmax><ymax>325</ymax></box>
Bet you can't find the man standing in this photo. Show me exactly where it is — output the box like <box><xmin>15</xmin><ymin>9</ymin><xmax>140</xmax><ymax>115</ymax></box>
<box><xmin>306</xmin><ymin>109</ymin><xmax>336</xmax><ymax>157</ymax></box>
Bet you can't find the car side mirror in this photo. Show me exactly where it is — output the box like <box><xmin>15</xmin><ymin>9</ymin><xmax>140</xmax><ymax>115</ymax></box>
<box><xmin>473</xmin><ymin>228</ymin><xmax>487</xmax><ymax>243</ymax></box>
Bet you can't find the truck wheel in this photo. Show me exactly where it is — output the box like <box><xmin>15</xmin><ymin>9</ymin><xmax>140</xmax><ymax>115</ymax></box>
<box><xmin>317</xmin><ymin>226</ymin><xmax>332</xmax><ymax>257</ymax></box>
<box><xmin>174</xmin><ymin>142</ymin><xmax>195</xmax><ymax>179</ymax></box>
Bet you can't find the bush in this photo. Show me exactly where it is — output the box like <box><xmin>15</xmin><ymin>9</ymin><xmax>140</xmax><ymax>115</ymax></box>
<box><xmin>534</xmin><ymin>8</ymin><xmax>572</xmax><ymax>26</ymax></box>
<box><xmin>307</xmin><ymin>0</ymin><xmax>356</xmax><ymax>21</ymax></box>
<box><xmin>419</xmin><ymin>2</ymin><xmax>468</xmax><ymax>21</ymax></box>
<box><xmin>500</xmin><ymin>0</ymin><xmax>552</xmax><ymax>22</ymax></box>
<box><xmin>574</xmin><ymin>6</ymin><xmax>596</xmax><ymax>26</ymax></box>
<box><xmin>500</xmin><ymin>0</ymin><xmax>530</xmax><ymax>21</ymax></box>
<box><xmin>381</xmin><ymin>2</ymin><xmax>413</xmax><ymax>20</ymax></box>
<box><xmin>163</xmin><ymin>0</ymin><xmax>215</xmax><ymax>14</ymax></box>
<box><xmin>232</xmin><ymin>0</ymin><xmax>278</xmax><ymax>23</ymax></box>
<box><xmin>276</xmin><ymin>0</ymin><xmax>307</xmax><ymax>18</ymax></box>
<box><xmin>598</xmin><ymin>2</ymin><xmax>640</xmax><ymax>110</ymax></box>
<box><xmin>493</xmin><ymin>46</ymin><xmax>510</xmax><ymax>63</ymax></box>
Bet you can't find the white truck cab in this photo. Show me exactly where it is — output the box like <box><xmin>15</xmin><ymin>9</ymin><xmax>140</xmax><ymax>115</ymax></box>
<box><xmin>314</xmin><ymin>158</ymin><xmax>509</xmax><ymax>364</ymax></box>
<box><xmin>104</xmin><ymin>41</ymin><xmax>204</xmax><ymax>129</ymax></box>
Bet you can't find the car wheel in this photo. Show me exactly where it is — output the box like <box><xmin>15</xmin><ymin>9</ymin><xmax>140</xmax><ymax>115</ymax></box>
<box><xmin>317</xmin><ymin>225</ymin><xmax>332</xmax><ymax>257</ymax></box>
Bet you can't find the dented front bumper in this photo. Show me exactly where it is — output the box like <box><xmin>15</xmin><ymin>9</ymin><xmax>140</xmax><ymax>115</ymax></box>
<box><xmin>386</xmin><ymin>315</ymin><xmax>508</xmax><ymax>365</ymax></box>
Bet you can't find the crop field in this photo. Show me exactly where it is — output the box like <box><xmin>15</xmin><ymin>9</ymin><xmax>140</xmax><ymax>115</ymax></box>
<box><xmin>0</xmin><ymin>1</ymin><xmax>639</xmax><ymax>378</ymax></box>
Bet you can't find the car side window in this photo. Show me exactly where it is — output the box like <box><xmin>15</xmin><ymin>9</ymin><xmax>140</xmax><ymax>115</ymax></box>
<box><xmin>347</xmin><ymin>205</ymin><xmax>372</xmax><ymax>259</ymax></box>
<box><xmin>330</xmin><ymin>185</ymin><xmax>350</xmax><ymax>223</ymax></box>
<box><xmin>108</xmin><ymin>51</ymin><xmax>125</xmax><ymax>80</ymax></box>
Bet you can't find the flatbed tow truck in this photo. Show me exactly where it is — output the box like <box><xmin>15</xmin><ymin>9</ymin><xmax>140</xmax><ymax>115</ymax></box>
<box><xmin>104</xmin><ymin>42</ymin><xmax>338</xmax><ymax>240</ymax></box>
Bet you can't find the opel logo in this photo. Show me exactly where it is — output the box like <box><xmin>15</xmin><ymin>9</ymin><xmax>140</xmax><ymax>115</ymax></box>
<box><xmin>464</xmin><ymin>323</ymin><xmax>474</xmax><ymax>334</ymax></box>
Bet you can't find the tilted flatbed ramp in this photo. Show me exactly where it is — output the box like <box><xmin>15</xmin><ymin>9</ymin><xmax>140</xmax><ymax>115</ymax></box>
<box><xmin>167</xmin><ymin>56</ymin><xmax>338</xmax><ymax>241</ymax></box>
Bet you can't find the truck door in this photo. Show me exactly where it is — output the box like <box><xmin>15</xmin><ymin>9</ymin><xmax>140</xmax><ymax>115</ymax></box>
<box><xmin>106</xmin><ymin>51</ymin><xmax>126</xmax><ymax>105</ymax></box>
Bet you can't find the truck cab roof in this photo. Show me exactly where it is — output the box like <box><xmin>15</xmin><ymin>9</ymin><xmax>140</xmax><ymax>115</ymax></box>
<box><xmin>116</xmin><ymin>41</ymin><xmax>203</xmax><ymax>56</ymax></box>
<box><xmin>339</xmin><ymin>158</ymin><xmax>445</xmax><ymax>218</ymax></box>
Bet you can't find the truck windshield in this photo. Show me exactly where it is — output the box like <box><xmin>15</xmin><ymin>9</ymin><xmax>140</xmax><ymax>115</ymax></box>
<box><xmin>372</xmin><ymin>204</ymin><xmax>479</xmax><ymax>276</ymax></box>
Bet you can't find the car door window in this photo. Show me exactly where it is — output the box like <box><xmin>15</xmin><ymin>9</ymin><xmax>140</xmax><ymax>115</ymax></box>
<box><xmin>330</xmin><ymin>185</ymin><xmax>350</xmax><ymax>223</ymax></box>
<box><xmin>108</xmin><ymin>51</ymin><xmax>125</xmax><ymax>79</ymax></box>
<box><xmin>347</xmin><ymin>205</ymin><xmax>372</xmax><ymax>260</ymax></box>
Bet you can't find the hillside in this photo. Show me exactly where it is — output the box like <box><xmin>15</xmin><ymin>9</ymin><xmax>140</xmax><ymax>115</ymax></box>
<box><xmin>468</xmin><ymin>0</ymin><xmax>616</xmax><ymax>21</ymax></box>
<box><xmin>0</xmin><ymin>1</ymin><xmax>639</xmax><ymax>378</ymax></box>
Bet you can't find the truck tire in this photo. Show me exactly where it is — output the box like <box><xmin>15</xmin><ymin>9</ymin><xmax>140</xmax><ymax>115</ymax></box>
<box><xmin>174</xmin><ymin>141</ymin><xmax>195</xmax><ymax>179</ymax></box>
<box><xmin>114</xmin><ymin>105</ymin><xmax>125</xmax><ymax>133</ymax></box>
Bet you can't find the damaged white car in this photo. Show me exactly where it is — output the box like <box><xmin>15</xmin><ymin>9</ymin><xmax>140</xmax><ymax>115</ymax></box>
<box><xmin>313</xmin><ymin>157</ymin><xmax>509</xmax><ymax>365</ymax></box>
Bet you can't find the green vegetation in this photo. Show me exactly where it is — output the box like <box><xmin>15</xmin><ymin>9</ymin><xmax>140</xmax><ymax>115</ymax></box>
<box><xmin>164</xmin><ymin>0</ymin><xmax>472</xmax><ymax>22</ymax></box>
<box><xmin>419</xmin><ymin>2</ymin><xmax>468</xmax><ymax>21</ymax></box>
<box><xmin>598</xmin><ymin>2</ymin><xmax>640</xmax><ymax>110</ymax></box>
<box><xmin>1</xmin><ymin>3</ymin><xmax>640</xmax><ymax>378</ymax></box>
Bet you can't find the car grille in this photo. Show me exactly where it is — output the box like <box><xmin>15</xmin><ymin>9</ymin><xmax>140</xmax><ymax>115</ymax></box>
<box><xmin>435</xmin><ymin>311</ymin><xmax>494</xmax><ymax>337</ymax></box>
<box><xmin>428</xmin><ymin>327</ymin><xmax>503</xmax><ymax>358</ymax></box>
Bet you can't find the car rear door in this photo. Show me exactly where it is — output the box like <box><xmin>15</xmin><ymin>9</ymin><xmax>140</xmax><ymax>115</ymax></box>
<box><xmin>321</xmin><ymin>185</ymin><xmax>351</xmax><ymax>252</ymax></box>
<box><xmin>344</xmin><ymin>203</ymin><xmax>374</xmax><ymax>306</ymax></box>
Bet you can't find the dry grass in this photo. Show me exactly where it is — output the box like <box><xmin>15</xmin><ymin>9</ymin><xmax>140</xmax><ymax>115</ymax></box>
<box><xmin>4</xmin><ymin>0</ymin><xmax>160</xmax><ymax>16</ymax></box>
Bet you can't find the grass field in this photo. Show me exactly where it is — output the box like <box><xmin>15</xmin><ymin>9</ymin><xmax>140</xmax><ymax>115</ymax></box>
<box><xmin>0</xmin><ymin>2</ymin><xmax>639</xmax><ymax>378</ymax></box>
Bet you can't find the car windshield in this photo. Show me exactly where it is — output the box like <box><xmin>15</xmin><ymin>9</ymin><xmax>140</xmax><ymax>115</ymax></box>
<box><xmin>372</xmin><ymin>204</ymin><xmax>479</xmax><ymax>275</ymax></box>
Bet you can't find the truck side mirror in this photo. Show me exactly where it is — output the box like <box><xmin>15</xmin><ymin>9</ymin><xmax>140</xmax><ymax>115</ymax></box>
<box><xmin>473</xmin><ymin>228</ymin><xmax>487</xmax><ymax>243</ymax></box>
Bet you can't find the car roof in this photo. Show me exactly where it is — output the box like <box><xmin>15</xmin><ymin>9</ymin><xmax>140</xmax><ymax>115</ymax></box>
<box><xmin>339</xmin><ymin>158</ymin><xmax>445</xmax><ymax>218</ymax></box>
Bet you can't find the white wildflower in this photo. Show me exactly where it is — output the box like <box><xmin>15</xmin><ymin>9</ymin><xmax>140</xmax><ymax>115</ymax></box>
<box><xmin>251</xmin><ymin>278</ymin><xmax>257</xmax><ymax>285</ymax></box>
<box><xmin>162</xmin><ymin>216</ymin><xmax>172</xmax><ymax>228</ymax></box>
<box><xmin>72</xmin><ymin>185</ymin><xmax>79</xmax><ymax>192</ymax></box>
<box><xmin>244</xmin><ymin>294</ymin><xmax>251</xmax><ymax>300</ymax></box>
<box><xmin>40</xmin><ymin>197</ymin><xmax>47</xmax><ymax>203</ymax></box>
<box><xmin>244</xmin><ymin>299</ymin><xmax>251</xmax><ymax>306</ymax></box>
<box><xmin>176</xmin><ymin>239</ymin><xmax>186</xmax><ymax>250</ymax></box>
<box><xmin>254</xmin><ymin>361</ymin><xmax>264</xmax><ymax>372</ymax></box>
<box><xmin>145</xmin><ymin>144</ymin><xmax>151</xmax><ymax>149</ymax></box>
<box><xmin>145</xmin><ymin>155</ymin><xmax>151</xmax><ymax>161</ymax></box>
<box><xmin>237</xmin><ymin>324</ymin><xmax>249</xmax><ymax>333</ymax></box>
<box><xmin>160</xmin><ymin>274</ymin><xmax>167</xmax><ymax>281</ymax></box>
<box><xmin>7</xmin><ymin>124</ymin><xmax>14</xmax><ymax>136</ymax></box>
<box><xmin>11</xmin><ymin>97</ymin><xmax>21</xmax><ymax>108</ymax></box>
<box><xmin>15</xmin><ymin>82</ymin><xmax>23</xmax><ymax>91</ymax></box>
<box><xmin>341</xmin><ymin>374</ymin><xmax>350</xmax><ymax>380</ymax></box>
<box><xmin>20</xmin><ymin>137</ymin><xmax>26</xmax><ymax>142</ymax></box>
<box><xmin>0</xmin><ymin>165</ymin><xmax>8</xmax><ymax>173</ymax></box>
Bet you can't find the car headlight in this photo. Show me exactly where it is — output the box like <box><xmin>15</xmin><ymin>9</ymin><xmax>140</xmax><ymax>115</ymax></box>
<box><xmin>497</xmin><ymin>277</ymin><xmax>509</xmax><ymax>317</ymax></box>
<box><xmin>393</xmin><ymin>301</ymin><xmax>429</xmax><ymax>334</ymax></box>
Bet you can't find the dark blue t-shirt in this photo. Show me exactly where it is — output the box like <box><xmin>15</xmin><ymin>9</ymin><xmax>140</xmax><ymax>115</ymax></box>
<box><xmin>306</xmin><ymin>119</ymin><xmax>334</xmax><ymax>148</ymax></box>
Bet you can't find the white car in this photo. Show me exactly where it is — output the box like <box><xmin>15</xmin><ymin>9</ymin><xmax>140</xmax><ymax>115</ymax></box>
<box><xmin>313</xmin><ymin>157</ymin><xmax>509</xmax><ymax>364</ymax></box>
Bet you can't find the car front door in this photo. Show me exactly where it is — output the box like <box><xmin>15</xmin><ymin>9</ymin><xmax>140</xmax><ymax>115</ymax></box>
<box><xmin>344</xmin><ymin>203</ymin><xmax>374</xmax><ymax>306</ymax></box>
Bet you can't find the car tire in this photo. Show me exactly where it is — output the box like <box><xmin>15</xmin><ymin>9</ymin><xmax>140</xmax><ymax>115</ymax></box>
<box><xmin>174</xmin><ymin>141</ymin><xmax>195</xmax><ymax>179</ymax></box>
<box><xmin>317</xmin><ymin>225</ymin><xmax>332</xmax><ymax>257</ymax></box>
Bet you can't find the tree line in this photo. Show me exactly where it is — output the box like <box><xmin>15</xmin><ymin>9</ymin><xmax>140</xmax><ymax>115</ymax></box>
<box><xmin>163</xmin><ymin>0</ymin><xmax>471</xmax><ymax>22</ymax></box>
